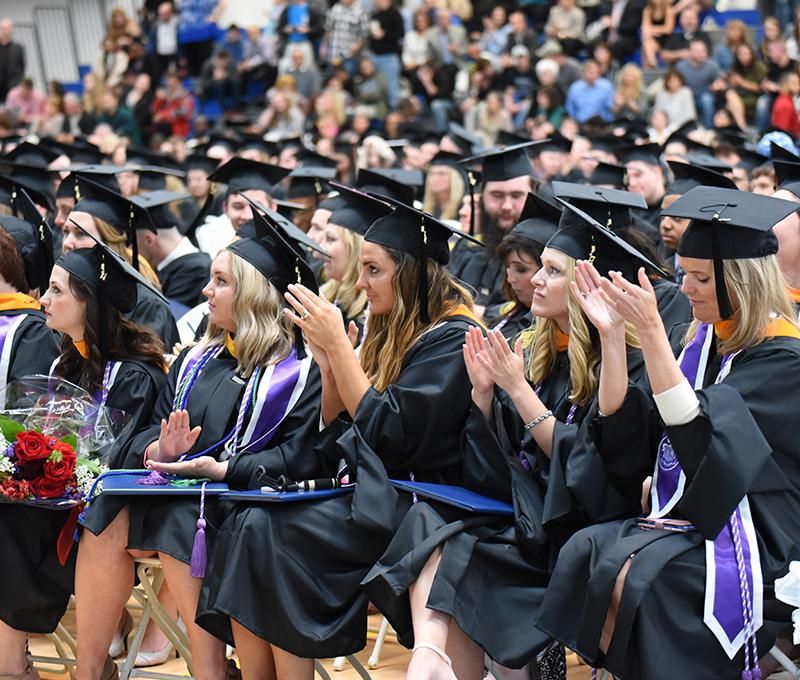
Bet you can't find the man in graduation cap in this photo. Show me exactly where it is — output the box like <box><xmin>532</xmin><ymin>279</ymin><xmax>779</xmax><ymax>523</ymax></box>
<box><xmin>181</xmin><ymin>154</ymin><xmax>218</xmax><ymax>231</ymax></box>
<box><xmin>191</xmin><ymin>157</ymin><xmax>291</xmax><ymax>258</ymax></box>
<box><xmin>621</xmin><ymin>143</ymin><xmax>667</xmax><ymax>245</ymax></box>
<box><xmin>450</xmin><ymin>142</ymin><xmax>537</xmax><ymax>309</ymax></box>
<box><xmin>285</xmin><ymin>166</ymin><xmax>337</xmax><ymax>233</ymax></box>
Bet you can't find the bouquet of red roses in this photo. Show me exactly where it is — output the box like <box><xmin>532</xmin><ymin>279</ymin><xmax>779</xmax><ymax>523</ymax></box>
<box><xmin>0</xmin><ymin>429</ymin><xmax>80</xmax><ymax>501</ymax></box>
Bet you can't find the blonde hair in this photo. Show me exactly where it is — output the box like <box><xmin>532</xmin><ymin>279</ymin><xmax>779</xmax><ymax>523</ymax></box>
<box><xmin>360</xmin><ymin>248</ymin><xmax>474</xmax><ymax>391</ymax></box>
<box><xmin>684</xmin><ymin>255</ymin><xmax>799</xmax><ymax>355</ymax></box>
<box><xmin>91</xmin><ymin>216</ymin><xmax>162</xmax><ymax>289</ymax></box>
<box><xmin>616</xmin><ymin>63</ymin><xmax>644</xmax><ymax>99</ymax></box>
<box><xmin>423</xmin><ymin>166</ymin><xmax>466</xmax><ymax>221</ymax></box>
<box><xmin>320</xmin><ymin>227</ymin><xmax>367</xmax><ymax>322</ymax></box>
<box><xmin>528</xmin><ymin>257</ymin><xmax>640</xmax><ymax>406</ymax></box>
<box><xmin>199</xmin><ymin>251</ymin><xmax>295</xmax><ymax>377</ymax></box>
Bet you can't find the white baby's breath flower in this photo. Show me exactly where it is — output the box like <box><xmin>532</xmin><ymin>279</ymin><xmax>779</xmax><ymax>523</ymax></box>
<box><xmin>0</xmin><ymin>456</ymin><xmax>15</xmax><ymax>476</ymax></box>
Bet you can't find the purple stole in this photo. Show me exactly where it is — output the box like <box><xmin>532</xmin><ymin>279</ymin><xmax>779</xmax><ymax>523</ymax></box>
<box><xmin>648</xmin><ymin>322</ymin><xmax>762</xmax><ymax>660</ymax></box>
<box><xmin>0</xmin><ymin>313</ymin><xmax>30</xmax><ymax>406</ymax></box>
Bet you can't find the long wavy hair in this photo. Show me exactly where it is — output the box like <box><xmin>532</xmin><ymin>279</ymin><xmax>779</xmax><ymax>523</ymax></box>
<box><xmin>198</xmin><ymin>251</ymin><xmax>296</xmax><ymax>377</ymax></box>
<box><xmin>54</xmin><ymin>276</ymin><xmax>167</xmax><ymax>394</ymax></box>
<box><xmin>320</xmin><ymin>227</ymin><xmax>367</xmax><ymax>323</ymax></box>
<box><xmin>527</xmin><ymin>256</ymin><xmax>640</xmax><ymax>406</ymax></box>
<box><xmin>91</xmin><ymin>215</ymin><xmax>162</xmax><ymax>289</ymax></box>
<box><xmin>360</xmin><ymin>247</ymin><xmax>475</xmax><ymax>391</ymax></box>
<box><xmin>684</xmin><ymin>255</ymin><xmax>799</xmax><ymax>354</ymax></box>
<box><xmin>423</xmin><ymin>166</ymin><xmax>466</xmax><ymax>221</ymax></box>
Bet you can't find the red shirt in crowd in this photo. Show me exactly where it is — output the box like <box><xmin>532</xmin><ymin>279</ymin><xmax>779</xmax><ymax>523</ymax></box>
<box><xmin>771</xmin><ymin>92</ymin><xmax>800</xmax><ymax>140</ymax></box>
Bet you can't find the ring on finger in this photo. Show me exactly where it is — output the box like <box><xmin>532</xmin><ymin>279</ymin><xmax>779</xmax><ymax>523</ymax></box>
<box><xmin>302</xmin><ymin>309</ymin><xmax>310</xmax><ymax>319</ymax></box>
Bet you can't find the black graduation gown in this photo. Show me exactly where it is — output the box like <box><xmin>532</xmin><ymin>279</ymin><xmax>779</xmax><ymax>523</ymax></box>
<box><xmin>130</xmin><ymin>284</ymin><xmax>180</xmax><ymax>349</ymax></box>
<box><xmin>448</xmin><ymin>239</ymin><xmax>507</xmax><ymax>308</ymax></box>
<box><xmin>0</xmin><ymin>309</ymin><xmax>60</xmax><ymax>384</ymax></box>
<box><xmin>536</xmin><ymin>334</ymin><xmax>800</xmax><ymax>680</ymax></box>
<box><xmin>485</xmin><ymin>302</ymin><xmax>533</xmax><ymax>341</ymax></box>
<box><xmin>158</xmin><ymin>251</ymin><xmax>211</xmax><ymax>309</ymax></box>
<box><xmin>363</xmin><ymin>348</ymin><xmax>646</xmax><ymax>668</ymax></box>
<box><xmin>196</xmin><ymin>315</ymin><xmax>479</xmax><ymax>656</ymax></box>
<box><xmin>631</xmin><ymin>205</ymin><xmax>662</xmax><ymax>247</ymax></box>
<box><xmin>652</xmin><ymin>277</ymin><xmax>692</xmax><ymax>335</ymax></box>
<box><xmin>82</xmin><ymin>345</ymin><xmax>322</xmax><ymax>570</ymax></box>
<box><xmin>1</xmin><ymin>357</ymin><xmax>165</xmax><ymax>633</ymax></box>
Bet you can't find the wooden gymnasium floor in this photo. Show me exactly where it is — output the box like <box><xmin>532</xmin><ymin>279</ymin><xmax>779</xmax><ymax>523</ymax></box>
<box><xmin>30</xmin><ymin>609</ymin><xmax>595</xmax><ymax>679</ymax></box>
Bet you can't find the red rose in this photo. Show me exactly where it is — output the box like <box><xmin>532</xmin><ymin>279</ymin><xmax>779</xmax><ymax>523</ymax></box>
<box><xmin>30</xmin><ymin>475</ymin><xmax>68</xmax><ymax>498</ymax></box>
<box><xmin>0</xmin><ymin>478</ymin><xmax>32</xmax><ymax>500</ymax></box>
<box><xmin>14</xmin><ymin>432</ymin><xmax>51</xmax><ymax>463</ymax></box>
<box><xmin>51</xmin><ymin>441</ymin><xmax>76</xmax><ymax>461</ymax></box>
<box><xmin>44</xmin><ymin>456</ymin><xmax>76</xmax><ymax>482</ymax></box>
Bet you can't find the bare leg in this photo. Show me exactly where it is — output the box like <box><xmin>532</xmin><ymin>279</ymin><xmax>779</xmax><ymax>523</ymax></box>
<box><xmin>599</xmin><ymin>556</ymin><xmax>633</xmax><ymax>654</ymax></box>
<box><xmin>140</xmin><ymin>582</ymin><xmax>178</xmax><ymax>652</ymax></box>
<box><xmin>270</xmin><ymin>646</ymin><xmax>314</xmax><ymax>680</ymax></box>
<box><xmin>157</xmin><ymin>553</ymin><xmax>227</xmax><ymax>680</ymax></box>
<box><xmin>446</xmin><ymin>619</ymin><xmax>485</xmax><ymax>680</ymax></box>
<box><xmin>76</xmin><ymin>508</ymin><xmax>136</xmax><ymax>680</ymax></box>
<box><xmin>0</xmin><ymin>620</ymin><xmax>30</xmax><ymax>675</ymax></box>
<box><xmin>230</xmin><ymin>620</ymin><xmax>276</xmax><ymax>680</ymax></box>
<box><xmin>725</xmin><ymin>90</ymin><xmax>748</xmax><ymax>130</ymax></box>
<box><xmin>642</xmin><ymin>38</ymin><xmax>658</xmax><ymax>68</ymax></box>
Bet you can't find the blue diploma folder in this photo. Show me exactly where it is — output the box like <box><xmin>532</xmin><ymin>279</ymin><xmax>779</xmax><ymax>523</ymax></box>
<box><xmin>390</xmin><ymin>480</ymin><xmax>514</xmax><ymax>515</ymax></box>
<box><xmin>221</xmin><ymin>485</ymin><xmax>355</xmax><ymax>503</ymax></box>
<box><xmin>101</xmin><ymin>473</ymin><xmax>229</xmax><ymax>495</ymax></box>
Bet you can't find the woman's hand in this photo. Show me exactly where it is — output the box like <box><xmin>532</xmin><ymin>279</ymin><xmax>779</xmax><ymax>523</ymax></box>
<box><xmin>477</xmin><ymin>329</ymin><xmax>528</xmax><ymax>399</ymax></box>
<box><xmin>599</xmin><ymin>268</ymin><xmax>662</xmax><ymax>338</ymax></box>
<box><xmin>571</xmin><ymin>260</ymin><xmax>625</xmax><ymax>338</ymax></box>
<box><xmin>156</xmin><ymin>410</ymin><xmax>202</xmax><ymax>462</ymax></box>
<box><xmin>284</xmin><ymin>284</ymin><xmax>350</xmax><ymax>352</ymax></box>
<box><xmin>145</xmin><ymin>456</ymin><xmax>228</xmax><ymax>481</ymax></box>
<box><xmin>463</xmin><ymin>327</ymin><xmax>495</xmax><ymax>411</ymax></box>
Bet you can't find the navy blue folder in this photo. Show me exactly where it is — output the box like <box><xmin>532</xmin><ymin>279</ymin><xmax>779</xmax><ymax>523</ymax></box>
<box><xmin>0</xmin><ymin>496</ymin><xmax>82</xmax><ymax>510</ymax></box>
<box><xmin>390</xmin><ymin>480</ymin><xmax>514</xmax><ymax>515</ymax></box>
<box><xmin>221</xmin><ymin>485</ymin><xmax>355</xmax><ymax>503</ymax></box>
<box><xmin>101</xmin><ymin>473</ymin><xmax>229</xmax><ymax>495</ymax></box>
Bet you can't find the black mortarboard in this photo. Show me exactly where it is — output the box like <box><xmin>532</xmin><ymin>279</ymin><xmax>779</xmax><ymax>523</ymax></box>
<box><xmin>287</xmin><ymin>166</ymin><xmax>337</xmax><ymax>199</ymax></box>
<box><xmin>666</xmin><ymin>160</ymin><xmax>738</xmax><ymax>195</ymax></box>
<box><xmin>664</xmin><ymin>187</ymin><xmax>799</xmax><ymax>318</ymax></box>
<box><xmin>208</xmin><ymin>157</ymin><xmax>291</xmax><ymax>198</ymax></box>
<box><xmin>547</xmin><ymin>199</ymin><xmax>668</xmax><ymax>280</ymax></box>
<box><xmin>772</xmin><ymin>159</ymin><xmax>800</xmax><ymax>197</ymax></box>
<box><xmin>620</xmin><ymin>143</ymin><xmax>663</xmax><ymax>166</ymax></box>
<box><xmin>39</xmin><ymin>138</ymin><xmax>105</xmax><ymax>165</ymax></box>
<box><xmin>296</xmin><ymin>148</ymin><xmax>338</xmax><ymax>169</ymax></box>
<box><xmin>527</xmin><ymin>136</ymin><xmax>572</xmax><ymax>156</ymax></box>
<box><xmin>510</xmin><ymin>193</ymin><xmax>560</xmax><ymax>246</ymax></box>
<box><xmin>126</xmin><ymin>148</ymin><xmax>184</xmax><ymax>173</ymax></box>
<box><xmin>675</xmin><ymin>152</ymin><xmax>732</xmax><ymax>173</ymax></box>
<box><xmin>236</xmin><ymin>194</ymin><xmax>328</xmax><ymax>257</ymax></box>
<box><xmin>0</xmin><ymin>165</ymin><xmax>55</xmax><ymax>210</ymax></box>
<box><xmin>496</xmin><ymin>130</ymin><xmax>531</xmax><ymax>147</ymax></box>
<box><xmin>206</xmin><ymin>132</ymin><xmax>241</xmax><ymax>155</ymax></box>
<box><xmin>238</xmin><ymin>134</ymin><xmax>279</xmax><ymax>158</ymax></box>
<box><xmin>734</xmin><ymin>147</ymin><xmax>770</xmax><ymax>172</ymax></box>
<box><xmin>327</xmin><ymin>183</ymin><xmax>393</xmax><ymax>236</ymax></box>
<box><xmin>318</xmin><ymin>193</ymin><xmax>347</xmax><ymax>212</ymax></box>
<box><xmin>185</xmin><ymin>154</ymin><xmax>219</xmax><ymax>175</ymax></box>
<box><xmin>586</xmin><ymin>135</ymin><xmax>622</xmax><ymax>156</ymax></box>
<box><xmin>589</xmin><ymin>162</ymin><xmax>628</xmax><ymax>189</ymax></box>
<box><xmin>461</xmin><ymin>141</ymin><xmax>537</xmax><ymax>183</ymax></box>
<box><xmin>364</xmin><ymin>195</ymin><xmax>483</xmax><ymax>322</ymax></box>
<box><xmin>274</xmin><ymin>198</ymin><xmax>305</xmax><ymax>220</ymax></box>
<box><xmin>56</xmin><ymin>165</ymin><xmax>125</xmax><ymax>200</ymax></box>
<box><xmin>715</xmin><ymin>125</ymin><xmax>747</xmax><ymax>145</ymax></box>
<box><xmin>356</xmin><ymin>168</ymin><xmax>416</xmax><ymax>205</ymax></box>
<box><xmin>0</xmin><ymin>187</ymin><xmax>54</xmax><ymax>294</ymax></box>
<box><xmin>129</xmin><ymin>191</ymin><xmax>190</xmax><ymax>230</ymax></box>
<box><xmin>551</xmin><ymin>181</ymin><xmax>645</xmax><ymax>232</ymax></box>
<box><xmin>275</xmin><ymin>135</ymin><xmax>303</xmax><ymax>151</ymax></box>
<box><xmin>446</xmin><ymin>122</ymin><xmax>483</xmax><ymax>154</ymax></box>
<box><xmin>430</xmin><ymin>150</ymin><xmax>466</xmax><ymax>168</ymax></box>
<box><xmin>770</xmin><ymin>141</ymin><xmax>800</xmax><ymax>162</ymax></box>
<box><xmin>3</xmin><ymin>141</ymin><xmax>59</xmax><ymax>167</ymax></box>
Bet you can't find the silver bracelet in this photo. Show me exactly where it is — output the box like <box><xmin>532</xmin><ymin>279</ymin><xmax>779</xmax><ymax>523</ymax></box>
<box><xmin>524</xmin><ymin>410</ymin><xmax>554</xmax><ymax>432</ymax></box>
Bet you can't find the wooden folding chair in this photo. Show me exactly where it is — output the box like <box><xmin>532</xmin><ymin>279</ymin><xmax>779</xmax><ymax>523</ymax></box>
<box><xmin>332</xmin><ymin>615</ymin><xmax>395</xmax><ymax>672</ymax></box>
<box><xmin>28</xmin><ymin>597</ymin><xmax>78</xmax><ymax>679</ymax></box>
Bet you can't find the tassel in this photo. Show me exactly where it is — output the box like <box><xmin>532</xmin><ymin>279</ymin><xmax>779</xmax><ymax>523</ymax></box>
<box><xmin>190</xmin><ymin>518</ymin><xmax>207</xmax><ymax>578</ymax></box>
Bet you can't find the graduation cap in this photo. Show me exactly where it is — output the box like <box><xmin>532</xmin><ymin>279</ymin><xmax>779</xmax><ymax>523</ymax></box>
<box><xmin>663</xmin><ymin>187</ymin><xmax>799</xmax><ymax>318</ymax></box>
<box><xmin>588</xmin><ymin>162</ymin><xmax>628</xmax><ymax>189</ymax></box>
<box><xmin>0</xmin><ymin>187</ymin><xmax>54</xmax><ymax>294</ymax></box>
<box><xmin>318</xmin><ymin>192</ymin><xmax>347</xmax><ymax>213</ymax></box>
<box><xmin>770</xmin><ymin>141</ymin><xmax>800</xmax><ymax>162</ymax></box>
<box><xmin>771</xmin><ymin>159</ymin><xmax>800</xmax><ymax>197</ymax></box>
<box><xmin>295</xmin><ymin>147</ymin><xmax>339</xmax><ymax>169</ymax></box>
<box><xmin>39</xmin><ymin>138</ymin><xmax>105</xmax><ymax>165</ymax></box>
<box><xmin>274</xmin><ymin>198</ymin><xmax>305</xmax><ymax>220</ymax></box>
<box><xmin>547</xmin><ymin>198</ymin><xmax>668</xmax><ymax>280</ymax></box>
<box><xmin>0</xmin><ymin>165</ymin><xmax>55</xmax><ymax>210</ymax></box>
<box><xmin>287</xmin><ymin>166</ymin><xmax>337</xmax><ymax>199</ymax></box>
<box><xmin>496</xmin><ymin>130</ymin><xmax>531</xmax><ymax>147</ymax></box>
<box><xmin>446</xmin><ymin>122</ymin><xmax>483</xmax><ymax>154</ymax></box>
<box><xmin>510</xmin><ymin>193</ymin><xmax>560</xmax><ymax>247</ymax></box>
<box><xmin>460</xmin><ymin>141</ymin><xmax>537</xmax><ymax>183</ymax></box>
<box><xmin>620</xmin><ymin>143</ymin><xmax>663</xmax><ymax>166</ymax></box>
<box><xmin>208</xmin><ymin>157</ymin><xmax>291</xmax><ymax>198</ymax></box>
<box><xmin>551</xmin><ymin>181</ymin><xmax>646</xmax><ymax>232</ymax></box>
<box><xmin>185</xmin><ymin>154</ymin><xmax>219</xmax><ymax>175</ymax></box>
<box><xmin>666</xmin><ymin>161</ymin><xmax>738</xmax><ymax>195</ymax></box>
<box><xmin>58</xmin><ymin>225</ymin><xmax>166</xmax><ymax>357</ymax></box>
<box><xmin>356</xmin><ymin>168</ymin><xmax>417</xmax><ymax>205</ymax></box>
<box><xmin>734</xmin><ymin>147</ymin><xmax>770</xmax><ymax>172</ymax></box>
<box><xmin>3</xmin><ymin>141</ymin><xmax>59</xmax><ymax>167</ymax></box>
<box><xmin>715</xmin><ymin>126</ymin><xmax>748</xmax><ymax>147</ymax></box>
<box><xmin>363</xmin><ymin>194</ymin><xmax>483</xmax><ymax>322</ymax></box>
<box><xmin>586</xmin><ymin>135</ymin><xmax>623</xmax><ymax>156</ymax></box>
<box><xmin>56</xmin><ymin>165</ymin><xmax>126</xmax><ymax>200</ymax></box>
<box><xmin>528</xmin><ymin>135</ymin><xmax>572</xmax><ymax>156</ymax></box>
<box><xmin>430</xmin><ymin>150</ymin><xmax>466</xmax><ymax>168</ymax></box>
<box><xmin>129</xmin><ymin>190</ymin><xmax>190</xmax><ymax>230</ymax></box>
<box><xmin>206</xmin><ymin>132</ymin><xmax>241</xmax><ymax>156</ymax></box>
<box><xmin>675</xmin><ymin>152</ymin><xmax>732</xmax><ymax>173</ymax></box>
<box><xmin>326</xmin><ymin>183</ymin><xmax>393</xmax><ymax>236</ymax></box>
<box><xmin>238</xmin><ymin>134</ymin><xmax>279</xmax><ymax>159</ymax></box>
<box><xmin>126</xmin><ymin>147</ymin><xmax>184</xmax><ymax>173</ymax></box>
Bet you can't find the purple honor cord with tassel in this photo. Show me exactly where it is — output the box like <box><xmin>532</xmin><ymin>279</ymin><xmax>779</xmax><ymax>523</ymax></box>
<box><xmin>190</xmin><ymin>481</ymin><xmax>208</xmax><ymax>578</ymax></box>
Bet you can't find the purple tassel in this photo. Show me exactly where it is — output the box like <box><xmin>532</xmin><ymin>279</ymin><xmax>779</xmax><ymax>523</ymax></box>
<box><xmin>190</xmin><ymin>518</ymin><xmax>207</xmax><ymax>578</ymax></box>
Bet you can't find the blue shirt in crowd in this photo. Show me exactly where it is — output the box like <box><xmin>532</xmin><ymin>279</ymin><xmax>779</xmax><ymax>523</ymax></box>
<box><xmin>565</xmin><ymin>77</ymin><xmax>615</xmax><ymax>123</ymax></box>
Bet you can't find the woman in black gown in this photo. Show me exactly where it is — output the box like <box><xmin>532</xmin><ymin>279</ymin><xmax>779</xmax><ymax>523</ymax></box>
<box><xmin>537</xmin><ymin>188</ymin><xmax>800</xmax><ymax>679</ymax></box>
<box><xmin>75</xmin><ymin>214</ymin><xmax>323</xmax><ymax>680</ymax></box>
<box><xmin>195</xmin><ymin>194</ymin><xmax>484</xmax><ymax>678</ymax></box>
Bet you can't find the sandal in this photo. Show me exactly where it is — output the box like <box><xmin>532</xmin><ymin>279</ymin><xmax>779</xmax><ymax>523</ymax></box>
<box><xmin>412</xmin><ymin>643</ymin><xmax>458</xmax><ymax>680</ymax></box>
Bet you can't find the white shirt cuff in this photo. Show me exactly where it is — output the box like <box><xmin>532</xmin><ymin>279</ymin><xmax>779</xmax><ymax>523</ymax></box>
<box><xmin>653</xmin><ymin>379</ymin><xmax>701</xmax><ymax>426</ymax></box>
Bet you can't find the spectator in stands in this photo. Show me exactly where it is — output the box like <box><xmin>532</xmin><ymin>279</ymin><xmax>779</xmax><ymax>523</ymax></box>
<box><xmin>217</xmin><ymin>24</ymin><xmax>245</xmax><ymax>66</ymax></box>
<box><xmin>544</xmin><ymin>0</ymin><xmax>586</xmax><ymax>57</ymax></box>
<box><xmin>238</xmin><ymin>25</ymin><xmax>278</xmax><ymax>98</ymax></box>
<box><xmin>414</xmin><ymin>59</ymin><xmax>459</xmax><ymax>131</ymax></box>
<box><xmin>97</xmin><ymin>88</ymin><xmax>141</xmax><ymax>145</ymax></box>
<box><xmin>277</xmin><ymin>0</ymin><xmax>324</xmax><ymax>64</ymax></box>
<box><xmin>61</xmin><ymin>92</ymin><xmax>97</xmax><ymax>136</ymax></box>
<box><xmin>429</xmin><ymin>9</ymin><xmax>468</xmax><ymax>66</ymax></box>
<box><xmin>403</xmin><ymin>8</ymin><xmax>435</xmax><ymax>74</ymax></box>
<box><xmin>0</xmin><ymin>18</ymin><xmax>25</xmax><ymax>103</ymax></box>
<box><xmin>566</xmin><ymin>59</ymin><xmax>615</xmax><ymax>123</ymax></box>
<box><xmin>256</xmin><ymin>89</ymin><xmax>305</xmax><ymax>136</ymax></box>
<box><xmin>466</xmin><ymin>90</ymin><xmax>512</xmax><ymax>146</ymax></box>
<box><xmin>595</xmin><ymin>0</ymin><xmax>644</xmax><ymax>63</ymax></box>
<box><xmin>647</xmin><ymin>107</ymin><xmax>672</xmax><ymax>144</ymax></box>
<box><xmin>641</xmin><ymin>0</ymin><xmax>675</xmax><ymax>68</ymax></box>
<box><xmin>660</xmin><ymin>4</ymin><xmax>712</xmax><ymax>65</ymax></box>
<box><xmin>479</xmin><ymin>5</ymin><xmax>513</xmax><ymax>58</ymax></box>
<box><xmin>761</xmin><ymin>16</ymin><xmax>783</xmax><ymax>60</ymax></box>
<box><xmin>527</xmin><ymin>84</ymin><xmax>566</xmax><ymax>138</ymax></box>
<box><xmin>354</xmin><ymin>55</ymin><xmax>389</xmax><ymax>119</ymax></box>
<box><xmin>537</xmin><ymin>39</ymin><xmax>583</xmax><ymax>95</ymax></box>
<box><xmin>369</xmin><ymin>0</ymin><xmax>405</xmax><ymax>110</ymax></box>
<box><xmin>653</xmin><ymin>67</ymin><xmax>697</xmax><ymax>129</ymax></box>
<box><xmin>124</xmin><ymin>37</ymin><xmax>161</xmax><ymax>85</ymax></box>
<box><xmin>613</xmin><ymin>63</ymin><xmax>647</xmax><ymax>118</ymax></box>
<box><xmin>177</xmin><ymin>0</ymin><xmax>218</xmax><ymax>75</ymax></box>
<box><xmin>93</xmin><ymin>37</ymin><xmax>130</xmax><ymax>89</ymax></box>
<box><xmin>32</xmin><ymin>95</ymin><xmax>65</xmax><ymax>137</ymax></box>
<box><xmin>4</xmin><ymin>77</ymin><xmax>44</xmax><ymax>127</ymax></box>
<box><xmin>323</xmin><ymin>0</ymin><xmax>369</xmax><ymax>74</ymax></box>
<box><xmin>281</xmin><ymin>45</ymin><xmax>323</xmax><ymax>102</ymax></box>
<box><xmin>504</xmin><ymin>9</ymin><xmax>537</xmax><ymax>58</ymax></box>
<box><xmin>124</xmin><ymin>72</ymin><xmax>155</xmax><ymax>141</ymax></box>
<box><xmin>756</xmin><ymin>39</ymin><xmax>799</xmax><ymax>131</ymax></box>
<box><xmin>724</xmin><ymin>43</ymin><xmax>768</xmax><ymax>129</ymax></box>
<box><xmin>675</xmin><ymin>37</ymin><xmax>726</xmax><ymax>128</ymax></box>
<box><xmin>500</xmin><ymin>45</ymin><xmax>538</xmax><ymax>126</ymax></box>
<box><xmin>714</xmin><ymin>19</ymin><xmax>749</xmax><ymax>72</ymax></box>
<box><xmin>200</xmin><ymin>49</ymin><xmax>240</xmax><ymax>110</ymax></box>
<box><xmin>771</xmin><ymin>71</ymin><xmax>800</xmax><ymax>138</ymax></box>
<box><xmin>786</xmin><ymin>8</ymin><xmax>800</xmax><ymax>60</ymax></box>
<box><xmin>593</xmin><ymin>42</ymin><xmax>620</xmax><ymax>82</ymax></box>
<box><xmin>107</xmin><ymin>7</ymin><xmax>143</xmax><ymax>43</ymax></box>
<box><xmin>151</xmin><ymin>1</ymin><xmax>179</xmax><ymax>76</ymax></box>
